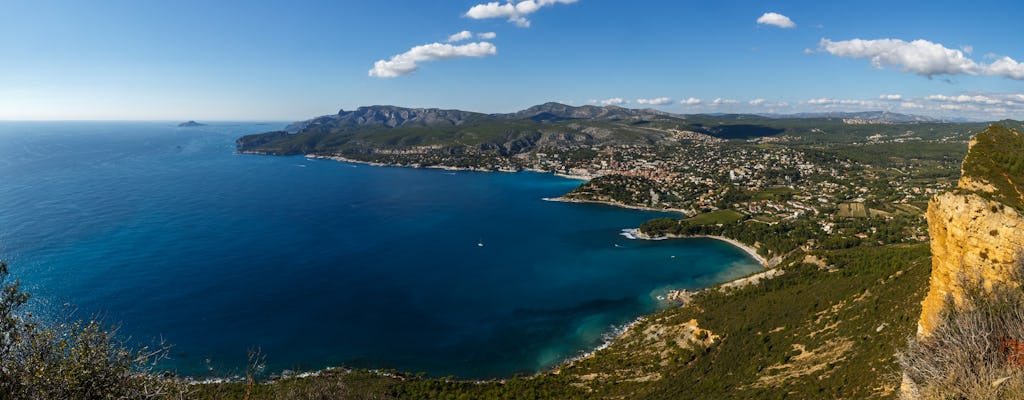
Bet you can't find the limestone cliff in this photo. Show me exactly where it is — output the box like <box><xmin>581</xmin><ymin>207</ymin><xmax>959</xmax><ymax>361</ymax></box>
<box><xmin>918</xmin><ymin>125</ymin><xmax>1024</xmax><ymax>336</ymax></box>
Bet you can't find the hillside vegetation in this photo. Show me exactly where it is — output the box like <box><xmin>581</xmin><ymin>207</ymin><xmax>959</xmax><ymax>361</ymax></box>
<box><xmin>236</xmin><ymin>103</ymin><xmax>985</xmax><ymax>160</ymax></box>
<box><xmin>960</xmin><ymin>125</ymin><xmax>1024</xmax><ymax>210</ymax></box>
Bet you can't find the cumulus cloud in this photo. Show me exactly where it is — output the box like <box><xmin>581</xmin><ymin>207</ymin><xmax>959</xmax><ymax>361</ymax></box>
<box><xmin>749</xmin><ymin>98</ymin><xmax>766</xmax><ymax>105</ymax></box>
<box><xmin>792</xmin><ymin>92</ymin><xmax>1024</xmax><ymax>120</ymax></box>
<box><xmin>710</xmin><ymin>98</ymin><xmax>738</xmax><ymax>106</ymax></box>
<box><xmin>681</xmin><ymin>97</ymin><xmax>702</xmax><ymax>105</ymax></box>
<box><xmin>369</xmin><ymin>41</ymin><xmax>497</xmax><ymax>78</ymax></box>
<box><xmin>636</xmin><ymin>97</ymin><xmax>673</xmax><ymax>105</ymax></box>
<box><xmin>986</xmin><ymin>56</ymin><xmax>1024</xmax><ymax>80</ymax></box>
<box><xmin>805</xmin><ymin>98</ymin><xmax>876</xmax><ymax>107</ymax></box>
<box><xmin>820</xmin><ymin>38</ymin><xmax>979</xmax><ymax>77</ymax></box>
<box><xmin>446</xmin><ymin>30</ymin><xmax>474</xmax><ymax>43</ymax></box>
<box><xmin>820</xmin><ymin>38</ymin><xmax>1024</xmax><ymax>80</ymax></box>
<box><xmin>925</xmin><ymin>94</ymin><xmax>1008</xmax><ymax>105</ymax></box>
<box><xmin>756</xmin><ymin>12</ymin><xmax>795</xmax><ymax>29</ymax></box>
<box><xmin>465</xmin><ymin>0</ymin><xmax>577</xmax><ymax>27</ymax></box>
<box><xmin>599</xmin><ymin>97</ymin><xmax>625</xmax><ymax>106</ymax></box>
<box><xmin>447</xmin><ymin>31</ymin><xmax>497</xmax><ymax>43</ymax></box>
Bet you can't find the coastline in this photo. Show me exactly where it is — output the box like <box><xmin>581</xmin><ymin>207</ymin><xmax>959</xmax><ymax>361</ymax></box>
<box><xmin>235</xmin><ymin>149</ymin><xmax>773</xmax><ymax>383</ymax></box>
<box><xmin>552</xmin><ymin>172</ymin><xmax>594</xmax><ymax>181</ymax></box>
<box><xmin>543</xmin><ymin>196</ymin><xmax>690</xmax><ymax>216</ymax></box>
<box><xmin>560</xmin><ymin>237</ymin><xmax>780</xmax><ymax>369</ymax></box>
<box><xmin>302</xmin><ymin>154</ymin><xmax>504</xmax><ymax>172</ymax></box>
<box><xmin>620</xmin><ymin>228</ymin><xmax>768</xmax><ymax>267</ymax></box>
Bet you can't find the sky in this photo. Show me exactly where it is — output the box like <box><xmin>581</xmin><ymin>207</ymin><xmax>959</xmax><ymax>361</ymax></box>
<box><xmin>2</xmin><ymin>0</ymin><xmax>1024</xmax><ymax>121</ymax></box>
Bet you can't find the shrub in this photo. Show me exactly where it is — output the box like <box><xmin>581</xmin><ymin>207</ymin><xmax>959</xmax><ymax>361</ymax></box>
<box><xmin>0</xmin><ymin>262</ymin><xmax>187</xmax><ymax>399</ymax></box>
<box><xmin>899</xmin><ymin>267</ymin><xmax>1024</xmax><ymax>400</ymax></box>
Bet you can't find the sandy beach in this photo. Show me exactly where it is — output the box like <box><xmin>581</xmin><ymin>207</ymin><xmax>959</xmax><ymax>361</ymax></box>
<box><xmin>543</xmin><ymin>196</ymin><xmax>691</xmax><ymax>216</ymax></box>
<box><xmin>621</xmin><ymin>228</ymin><xmax>767</xmax><ymax>267</ymax></box>
<box><xmin>552</xmin><ymin>172</ymin><xmax>594</xmax><ymax>181</ymax></box>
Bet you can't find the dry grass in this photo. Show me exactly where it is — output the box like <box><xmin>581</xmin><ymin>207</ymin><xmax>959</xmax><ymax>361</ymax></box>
<box><xmin>899</xmin><ymin>271</ymin><xmax>1024</xmax><ymax>400</ymax></box>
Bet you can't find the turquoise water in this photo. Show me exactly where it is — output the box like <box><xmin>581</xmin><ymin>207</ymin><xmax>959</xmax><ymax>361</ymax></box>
<box><xmin>0</xmin><ymin>122</ymin><xmax>760</xmax><ymax>379</ymax></box>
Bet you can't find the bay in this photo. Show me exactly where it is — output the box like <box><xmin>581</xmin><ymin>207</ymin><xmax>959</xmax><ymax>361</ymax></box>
<box><xmin>0</xmin><ymin>122</ymin><xmax>760</xmax><ymax>379</ymax></box>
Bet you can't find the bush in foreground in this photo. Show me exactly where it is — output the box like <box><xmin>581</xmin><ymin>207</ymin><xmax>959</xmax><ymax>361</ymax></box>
<box><xmin>0</xmin><ymin>262</ymin><xmax>186</xmax><ymax>399</ymax></box>
<box><xmin>900</xmin><ymin>270</ymin><xmax>1024</xmax><ymax>400</ymax></box>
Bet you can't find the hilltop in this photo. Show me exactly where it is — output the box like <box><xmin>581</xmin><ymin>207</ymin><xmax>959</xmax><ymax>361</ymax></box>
<box><xmin>958</xmin><ymin>124</ymin><xmax>1024</xmax><ymax>211</ymax></box>
<box><xmin>904</xmin><ymin>125</ymin><xmax>1024</xmax><ymax>398</ymax></box>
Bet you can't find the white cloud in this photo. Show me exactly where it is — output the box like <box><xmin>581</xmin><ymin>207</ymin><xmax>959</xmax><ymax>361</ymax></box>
<box><xmin>790</xmin><ymin>92</ymin><xmax>1024</xmax><ymax>120</ymax></box>
<box><xmin>805</xmin><ymin>98</ymin><xmax>876</xmax><ymax>107</ymax></box>
<box><xmin>749</xmin><ymin>98</ymin><xmax>766</xmax><ymax>105</ymax></box>
<box><xmin>599</xmin><ymin>97</ymin><xmax>625</xmax><ymax>105</ymax></box>
<box><xmin>447</xmin><ymin>31</ymin><xmax>497</xmax><ymax>43</ymax></box>
<box><xmin>369</xmin><ymin>41</ymin><xmax>497</xmax><ymax>78</ymax></box>
<box><xmin>986</xmin><ymin>56</ymin><xmax>1024</xmax><ymax>80</ymax></box>
<box><xmin>961</xmin><ymin>45</ymin><xmax>974</xmax><ymax>55</ymax></box>
<box><xmin>710</xmin><ymin>98</ymin><xmax>738</xmax><ymax>106</ymax></box>
<box><xmin>636</xmin><ymin>97</ymin><xmax>673</xmax><ymax>105</ymax></box>
<box><xmin>802</xmin><ymin>48</ymin><xmax>815</xmax><ymax>55</ymax></box>
<box><xmin>756</xmin><ymin>12</ymin><xmax>796</xmax><ymax>29</ymax></box>
<box><xmin>925</xmin><ymin>94</ymin><xmax>1006</xmax><ymax>105</ymax></box>
<box><xmin>820</xmin><ymin>38</ymin><xmax>979</xmax><ymax>77</ymax></box>
<box><xmin>447</xmin><ymin>30</ymin><xmax>474</xmax><ymax>43</ymax></box>
<box><xmin>820</xmin><ymin>38</ymin><xmax>1024</xmax><ymax>80</ymax></box>
<box><xmin>681</xmin><ymin>97</ymin><xmax>702</xmax><ymax>105</ymax></box>
<box><xmin>465</xmin><ymin>0</ymin><xmax>577</xmax><ymax>27</ymax></box>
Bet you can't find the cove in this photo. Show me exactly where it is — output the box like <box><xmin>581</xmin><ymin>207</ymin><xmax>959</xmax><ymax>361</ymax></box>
<box><xmin>0</xmin><ymin>122</ymin><xmax>761</xmax><ymax>379</ymax></box>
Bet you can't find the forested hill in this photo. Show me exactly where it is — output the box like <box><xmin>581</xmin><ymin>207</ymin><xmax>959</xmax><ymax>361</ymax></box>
<box><xmin>235</xmin><ymin>103</ymin><xmax>978</xmax><ymax>158</ymax></box>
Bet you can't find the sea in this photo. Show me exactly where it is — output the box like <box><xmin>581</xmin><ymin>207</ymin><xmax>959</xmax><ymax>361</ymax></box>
<box><xmin>0</xmin><ymin>121</ymin><xmax>761</xmax><ymax>379</ymax></box>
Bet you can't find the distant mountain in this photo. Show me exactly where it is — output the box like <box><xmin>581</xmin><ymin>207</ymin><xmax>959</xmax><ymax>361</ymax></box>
<box><xmin>280</xmin><ymin>102</ymin><xmax>674</xmax><ymax>133</ymax></box>
<box><xmin>178</xmin><ymin>120</ymin><xmax>206</xmax><ymax>127</ymax></box>
<box><xmin>238</xmin><ymin>103</ymin><xmax>687</xmax><ymax>156</ymax></box>
<box><xmin>761</xmin><ymin>111</ymin><xmax>937</xmax><ymax>123</ymax></box>
<box><xmin>237</xmin><ymin>103</ymin><xmax>994</xmax><ymax>158</ymax></box>
<box><xmin>496</xmin><ymin>102</ymin><xmax>675</xmax><ymax>121</ymax></box>
<box><xmin>282</xmin><ymin>105</ymin><xmax>489</xmax><ymax>134</ymax></box>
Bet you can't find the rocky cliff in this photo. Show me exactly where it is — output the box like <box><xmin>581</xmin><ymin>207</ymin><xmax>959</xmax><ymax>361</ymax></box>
<box><xmin>918</xmin><ymin>125</ymin><xmax>1024</xmax><ymax>336</ymax></box>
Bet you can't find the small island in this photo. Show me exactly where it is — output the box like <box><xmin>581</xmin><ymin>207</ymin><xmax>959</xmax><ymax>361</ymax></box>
<box><xmin>178</xmin><ymin>120</ymin><xmax>206</xmax><ymax>127</ymax></box>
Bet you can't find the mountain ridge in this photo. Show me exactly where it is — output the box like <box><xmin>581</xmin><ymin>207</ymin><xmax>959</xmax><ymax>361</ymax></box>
<box><xmin>237</xmin><ymin>103</ymin><xmax>1000</xmax><ymax>165</ymax></box>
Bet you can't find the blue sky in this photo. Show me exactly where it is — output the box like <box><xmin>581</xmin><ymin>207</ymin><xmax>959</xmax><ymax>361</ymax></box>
<box><xmin>2</xmin><ymin>0</ymin><xmax>1023</xmax><ymax>121</ymax></box>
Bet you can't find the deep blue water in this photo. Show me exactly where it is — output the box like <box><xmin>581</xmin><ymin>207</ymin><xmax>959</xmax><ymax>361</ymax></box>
<box><xmin>0</xmin><ymin>121</ymin><xmax>760</xmax><ymax>379</ymax></box>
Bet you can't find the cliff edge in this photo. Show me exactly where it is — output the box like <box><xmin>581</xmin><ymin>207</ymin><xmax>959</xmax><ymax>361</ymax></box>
<box><xmin>918</xmin><ymin>124</ymin><xmax>1024</xmax><ymax>336</ymax></box>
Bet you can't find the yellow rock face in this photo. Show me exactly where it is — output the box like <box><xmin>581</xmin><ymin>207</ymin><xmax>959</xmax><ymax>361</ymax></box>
<box><xmin>919</xmin><ymin>187</ymin><xmax>1024</xmax><ymax>336</ymax></box>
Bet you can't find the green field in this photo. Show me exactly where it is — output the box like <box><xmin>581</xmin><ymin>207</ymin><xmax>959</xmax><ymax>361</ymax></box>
<box><xmin>753</xmin><ymin>186</ymin><xmax>799</xmax><ymax>201</ymax></box>
<box><xmin>687</xmin><ymin>209</ymin><xmax>746</xmax><ymax>225</ymax></box>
